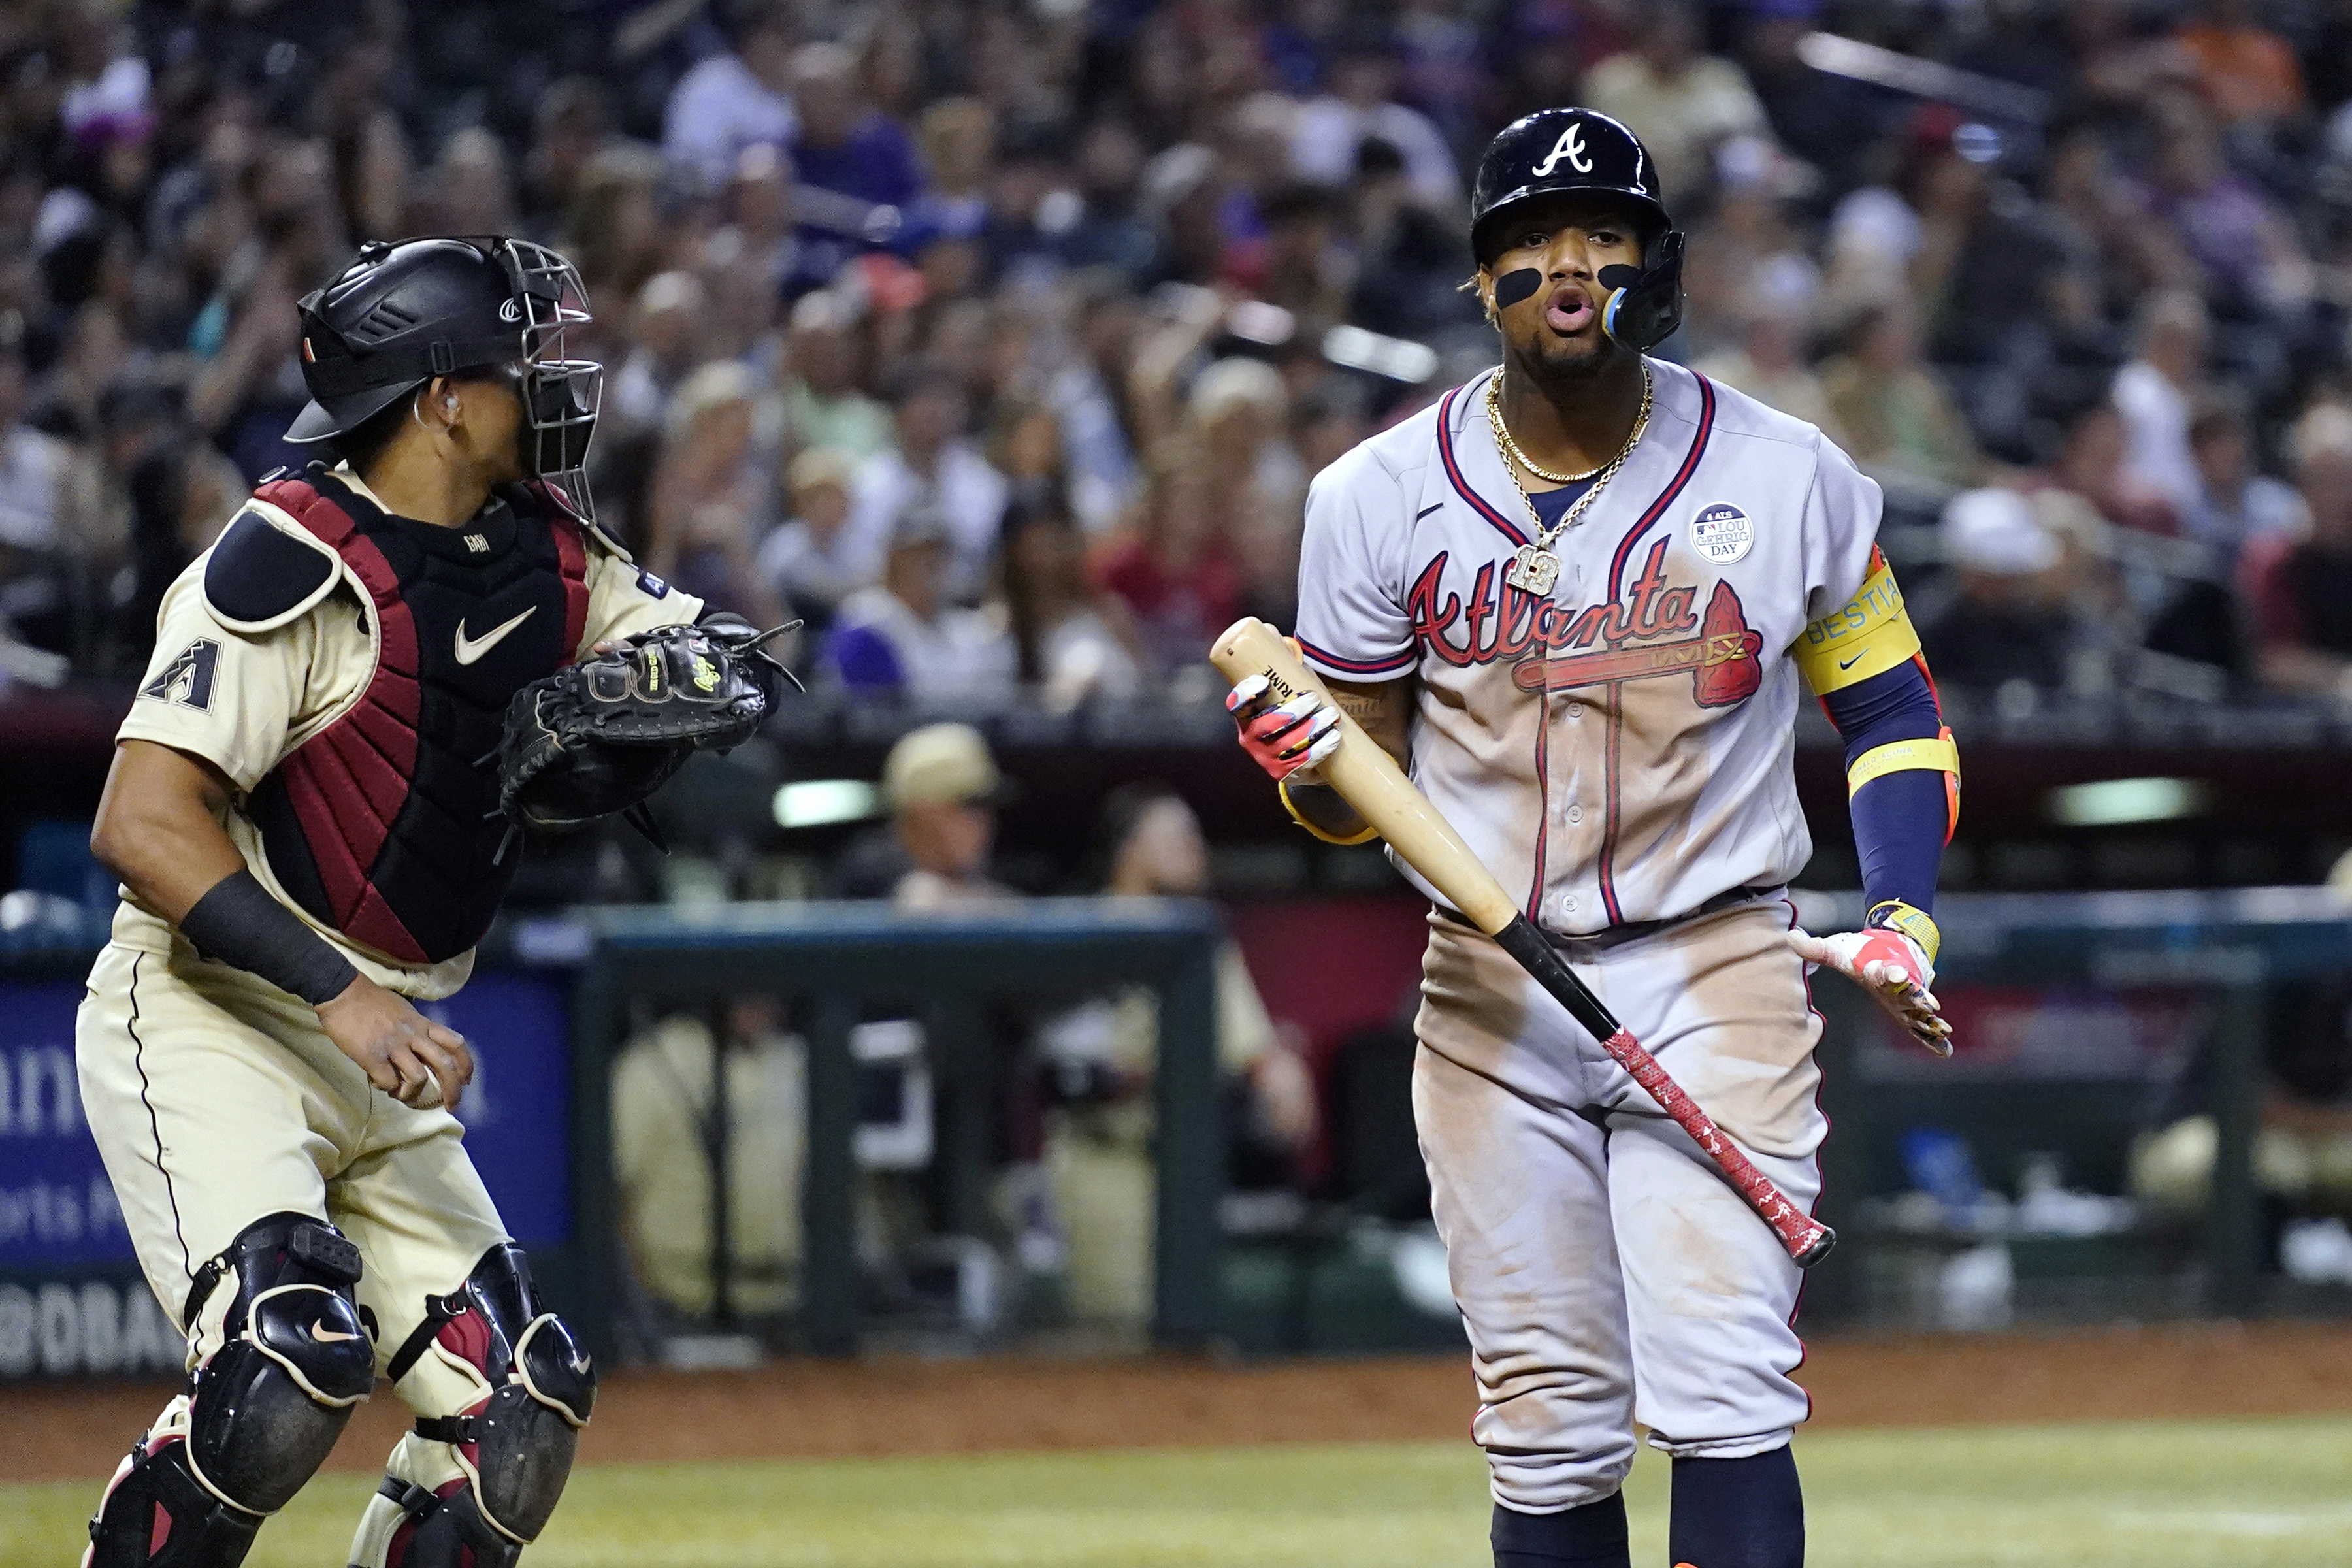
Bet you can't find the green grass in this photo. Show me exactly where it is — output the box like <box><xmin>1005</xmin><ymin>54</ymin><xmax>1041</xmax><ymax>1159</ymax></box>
<box><xmin>7</xmin><ymin>1417</ymin><xmax>2349</xmax><ymax>1567</ymax></box>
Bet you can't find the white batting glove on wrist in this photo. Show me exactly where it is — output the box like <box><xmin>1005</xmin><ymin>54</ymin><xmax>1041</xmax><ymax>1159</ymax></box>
<box><xmin>1226</xmin><ymin>673</ymin><xmax>1342</xmax><ymax>783</ymax></box>
<box><xmin>1788</xmin><ymin>926</ymin><xmax>1952</xmax><ymax>1056</ymax></box>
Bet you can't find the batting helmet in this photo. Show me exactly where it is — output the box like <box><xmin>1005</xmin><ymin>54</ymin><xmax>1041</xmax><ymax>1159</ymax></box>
<box><xmin>1469</xmin><ymin>108</ymin><xmax>1685</xmax><ymax>352</ymax></box>
<box><xmin>286</xmin><ymin>236</ymin><xmax>605</xmax><ymax>517</ymax></box>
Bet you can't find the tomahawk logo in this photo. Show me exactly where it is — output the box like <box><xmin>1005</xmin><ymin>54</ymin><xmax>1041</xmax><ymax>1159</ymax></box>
<box><xmin>1531</xmin><ymin>123</ymin><xmax>1591</xmax><ymax>177</ymax></box>
<box><xmin>140</xmin><ymin>638</ymin><xmax>220</xmax><ymax>711</ymax></box>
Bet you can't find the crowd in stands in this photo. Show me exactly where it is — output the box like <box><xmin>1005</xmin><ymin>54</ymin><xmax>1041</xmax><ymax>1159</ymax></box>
<box><xmin>4</xmin><ymin>0</ymin><xmax>2352</xmax><ymax>708</ymax></box>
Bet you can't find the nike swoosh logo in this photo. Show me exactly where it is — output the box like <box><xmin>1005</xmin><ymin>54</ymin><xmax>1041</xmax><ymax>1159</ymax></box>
<box><xmin>310</xmin><ymin>1320</ymin><xmax>362</xmax><ymax>1344</ymax></box>
<box><xmin>569</xmin><ymin>1352</ymin><xmax>591</xmax><ymax>1374</ymax></box>
<box><xmin>455</xmin><ymin>606</ymin><xmax>536</xmax><ymax>666</ymax></box>
<box><xmin>1838</xmin><ymin>650</ymin><xmax>1867</xmax><ymax>670</ymax></box>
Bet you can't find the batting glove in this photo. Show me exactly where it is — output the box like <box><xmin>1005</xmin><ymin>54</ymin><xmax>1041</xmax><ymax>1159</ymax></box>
<box><xmin>1226</xmin><ymin>673</ymin><xmax>1341</xmax><ymax>783</ymax></box>
<box><xmin>1788</xmin><ymin>924</ymin><xmax>1952</xmax><ymax>1057</ymax></box>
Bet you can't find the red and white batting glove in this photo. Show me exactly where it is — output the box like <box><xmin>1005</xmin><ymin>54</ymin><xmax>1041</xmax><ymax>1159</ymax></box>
<box><xmin>1788</xmin><ymin>911</ymin><xmax>1952</xmax><ymax>1056</ymax></box>
<box><xmin>1226</xmin><ymin>672</ymin><xmax>1341</xmax><ymax>783</ymax></box>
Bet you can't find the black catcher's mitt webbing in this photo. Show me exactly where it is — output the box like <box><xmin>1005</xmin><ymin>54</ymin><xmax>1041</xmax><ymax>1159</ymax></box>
<box><xmin>495</xmin><ymin>619</ymin><xmax>791</xmax><ymax>841</ymax></box>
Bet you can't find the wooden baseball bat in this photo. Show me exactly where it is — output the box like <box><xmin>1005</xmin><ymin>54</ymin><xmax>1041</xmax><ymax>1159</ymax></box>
<box><xmin>1210</xmin><ymin>617</ymin><xmax>1834</xmax><ymax>1268</ymax></box>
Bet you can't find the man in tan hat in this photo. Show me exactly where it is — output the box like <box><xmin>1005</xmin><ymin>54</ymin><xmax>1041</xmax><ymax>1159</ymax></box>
<box><xmin>834</xmin><ymin>721</ymin><xmax>1019</xmax><ymax>906</ymax></box>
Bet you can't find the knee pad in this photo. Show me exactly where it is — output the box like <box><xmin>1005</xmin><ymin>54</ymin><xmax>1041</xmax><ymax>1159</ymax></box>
<box><xmin>87</xmin><ymin>1217</ymin><xmax>372</xmax><ymax>1565</ymax></box>
<box><xmin>385</xmin><ymin>1243</ymin><xmax>595</xmax><ymax>1548</ymax></box>
<box><xmin>183</xmin><ymin>1213</ymin><xmax>375</xmax><ymax>1514</ymax></box>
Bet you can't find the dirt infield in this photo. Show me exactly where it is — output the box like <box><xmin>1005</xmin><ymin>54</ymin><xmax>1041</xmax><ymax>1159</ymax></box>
<box><xmin>7</xmin><ymin>1320</ymin><xmax>2351</xmax><ymax>1486</ymax></box>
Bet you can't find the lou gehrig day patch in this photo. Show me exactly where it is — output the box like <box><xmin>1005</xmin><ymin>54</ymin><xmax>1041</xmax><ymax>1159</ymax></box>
<box><xmin>1690</xmin><ymin>502</ymin><xmax>1754</xmax><ymax>566</ymax></box>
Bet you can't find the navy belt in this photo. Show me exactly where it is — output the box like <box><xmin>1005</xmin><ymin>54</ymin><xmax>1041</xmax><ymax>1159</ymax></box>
<box><xmin>1438</xmin><ymin>883</ymin><xmax>1781</xmax><ymax>952</ymax></box>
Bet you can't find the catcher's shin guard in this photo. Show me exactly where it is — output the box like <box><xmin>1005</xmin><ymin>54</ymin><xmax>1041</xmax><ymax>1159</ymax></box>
<box><xmin>87</xmin><ymin>1215</ymin><xmax>374</xmax><ymax>1566</ymax></box>
<box><xmin>359</xmin><ymin>1244</ymin><xmax>595</xmax><ymax>1565</ymax></box>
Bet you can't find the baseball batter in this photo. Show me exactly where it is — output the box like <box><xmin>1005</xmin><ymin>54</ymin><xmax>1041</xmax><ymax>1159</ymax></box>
<box><xmin>1230</xmin><ymin>110</ymin><xmax>1957</xmax><ymax>1568</ymax></box>
<box><xmin>70</xmin><ymin>238</ymin><xmax>776</xmax><ymax>1568</ymax></box>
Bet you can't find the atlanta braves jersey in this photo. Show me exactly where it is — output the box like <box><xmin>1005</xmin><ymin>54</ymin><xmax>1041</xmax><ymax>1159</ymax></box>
<box><xmin>1294</xmin><ymin>359</ymin><xmax>1880</xmax><ymax>936</ymax></box>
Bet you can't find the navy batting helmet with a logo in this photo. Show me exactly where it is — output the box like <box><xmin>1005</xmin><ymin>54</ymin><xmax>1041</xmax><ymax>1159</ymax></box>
<box><xmin>1470</xmin><ymin>108</ymin><xmax>1669</xmax><ymax>263</ymax></box>
<box><xmin>1469</xmin><ymin>108</ymin><xmax>1684</xmax><ymax>351</ymax></box>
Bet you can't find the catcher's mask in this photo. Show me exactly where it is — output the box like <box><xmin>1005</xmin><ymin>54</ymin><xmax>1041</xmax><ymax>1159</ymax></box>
<box><xmin>286</xmin><ymin>236</ymin><xmax>605</xmax><ymax>520</ymax></box>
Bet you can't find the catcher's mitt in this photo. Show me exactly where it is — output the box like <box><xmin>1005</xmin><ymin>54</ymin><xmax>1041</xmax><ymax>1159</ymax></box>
<box><xmin>494</xmin><ymin>617</ymin><xmax>794</xmax><ymax>847</ymax></box>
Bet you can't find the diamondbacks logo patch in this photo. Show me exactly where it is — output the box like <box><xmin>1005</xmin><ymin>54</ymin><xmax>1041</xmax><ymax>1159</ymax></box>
<box><xmin>141</xmin><ymin>639</ymin><xmax>221</xmax><ymax>711</ymax></box>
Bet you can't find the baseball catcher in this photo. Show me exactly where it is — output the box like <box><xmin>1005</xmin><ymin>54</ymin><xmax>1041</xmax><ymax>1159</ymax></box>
<box><xmin>74</xmin><ymin>235</ymin><xmax>782</xmax><ymax>1568</ymax></box>
<box><xmin>1226</xmin><ymin>108</ymin><xmax>1957</xmax><ymax>1568</ymax></box>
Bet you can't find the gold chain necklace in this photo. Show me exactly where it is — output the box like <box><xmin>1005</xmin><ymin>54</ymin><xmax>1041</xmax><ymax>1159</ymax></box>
<box><xmin>1486</xmin><ymin>365</ymin><xmax>1652</xmax><ymax>596</ymax></box>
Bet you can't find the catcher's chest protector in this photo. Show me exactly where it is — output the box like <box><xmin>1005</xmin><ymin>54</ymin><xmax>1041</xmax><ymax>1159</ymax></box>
<box><xmin>246</xmin><ymin>473</ymin><xmax>590</xmax><ymax>964</ymax></box>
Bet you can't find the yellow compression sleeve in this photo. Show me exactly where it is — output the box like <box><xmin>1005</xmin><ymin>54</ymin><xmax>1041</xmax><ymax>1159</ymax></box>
<box><xmin>1279</xmin><ymin>777</ymin><xmax>1380</xmax><ymax>845</ymax></box>
<box><xmin>1795</xmin><ymin>553</ymin><xmax>1921</xmax><ymax>694</ymax></box>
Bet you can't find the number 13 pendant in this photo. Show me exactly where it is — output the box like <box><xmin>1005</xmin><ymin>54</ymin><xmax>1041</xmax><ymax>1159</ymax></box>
<box><xmin>1503</xmin><ymin>542</ymin><xmax>1560</xmax><ymax>596</ymax></box>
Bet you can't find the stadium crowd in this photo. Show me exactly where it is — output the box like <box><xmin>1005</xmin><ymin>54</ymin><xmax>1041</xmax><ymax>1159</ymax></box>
<box><xmin>3</xmin><ymin>0</ymin><xmax>2352</xmax><ymax>708</ymax></box>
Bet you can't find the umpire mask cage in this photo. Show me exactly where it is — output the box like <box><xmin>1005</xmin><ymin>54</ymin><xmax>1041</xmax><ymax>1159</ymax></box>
<box><xmin>289</xmin><ymin>236</ymin><xmax>606</xmax><ymax>521</ymax></box>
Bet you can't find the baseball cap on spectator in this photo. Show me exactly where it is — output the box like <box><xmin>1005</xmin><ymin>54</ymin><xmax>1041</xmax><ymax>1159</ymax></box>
<box><xmin>1943</xmin><ymin>487</ymin><xmax>2060</xmax><ymax>576</ymax></box>
<box><xmin>883</xmin><ymin>721</ymin><xmax>1016</xmax><ymax>808</ymax></box>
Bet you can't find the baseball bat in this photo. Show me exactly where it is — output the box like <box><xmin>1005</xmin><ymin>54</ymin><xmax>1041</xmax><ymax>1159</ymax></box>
<box><xmin>1210</xmin><ymin>617</ymin><xmax>1834</xmax><ymax>1268</ymax></box>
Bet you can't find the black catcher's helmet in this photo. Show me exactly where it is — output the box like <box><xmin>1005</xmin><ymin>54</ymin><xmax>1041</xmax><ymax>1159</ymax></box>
<box><xmin>287</xmin><ymin>237</ymin><xmax>604</xmax><ymax>517</ymax></box>
<box><xmin>1470</xmin><ymin>108</ymin><xmax>1684</xmax><ymax>352</ymax></box>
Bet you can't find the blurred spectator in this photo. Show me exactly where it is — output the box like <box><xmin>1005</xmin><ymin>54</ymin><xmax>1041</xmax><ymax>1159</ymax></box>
<box><xmin>2149</xmin><ymin>101</ymin><xmax>2313</xmax><ymax>313</ymax></box>
<box><xmin>2244</xmin><ymin>407</ymin><xmax>2352</xmax><ymax>700</ymax></box>
<box><xmin>606</xmin><ymin>270</ymin><xmax>711</xmax><ymax>443</ymax></box>
<box><xmin>612</xmin><ymin>998</ymin><xmax>805</xmax><ymax>1321</ymax></box>
<box><xmin>1346</xmin><ymin>135</ymin><xmax>1478</xmax><ymax>342</ymax></box>
<box><xmin>521</xmin><ymin>77</ymin><xmax>613</xmax><ymax>240</ymax></box>
<box><xmin>644</xmin><ymin>361</ymin><xmax>788</xmax><ymax>629</ymax></box>
<box><xmin>563</xmin><ymin>143</ymin><xmax>668</xmax><ymax>302</ymax></box>
<box><xmin>998</xmin><ymin>497</ymin><xmax>1143</xmax><ymax>709</ymax></box>
<box><xmin>0</xmin><ymin>316</ymin><xmax>117</xmax><ymax>661</ymax></box>
<box><xmin>1693</xmin><ymin>298</ymin><xmax>1835</xmax><ymax>434</ymax></box>
<box><xmin>844</xmin><ymin>357</ymin><xmax>1008</xmax><ymax>603</ymax></box>
<box><xmin>2041</xmin><ymin>399</ymin><xmax>2180</xmax><ymax>538</ymax></box>
<box><xmin>1041</xmin><ymin>785</ymin><xmax>1313</xmax><ymax>1325</ymax></box>
<box><xmin>1289</xmin><ymin>39</ymin><xmax>1460</xmax><ymax>208</ymax></box>
<box><xmin>1580</xmin><ymin>2</ymin><xmax>1768</xmax><ymax>206</ymax></box>
<box><xmin>417</xmin><ymin>127</ymin><xmax>518</xmax><ymax>238</ymax></box>
<box><xmin>757</xmin><ymin>447</ymin><xmax>872</xmax><ymax>639</ymax></box>
<box><xmin>662</xmin><ymin>1</ymin><xmax>800</xmax><ymax>192</ymax></box>
<box><xmin>1096</xmin><ymin>443</ymin><xmax>1241</xmax><ymax>678</ymax></box>
<box><xmin>781</xmin><ymin>289</ymin><xmax>894</xmax><ymax>460</ymax></box>
<box><xmin>833</xmin><ymin>721</ymin><xmax>1017</xmax><ymax>905</ymax></box>
<box><xmin>1739</xmin><ymin>0</ymin><xmax>1880</xmax><ymax>193</ymax></box>
<box><xmin>1188</xmin><ymin>356</ymin><xmax>1306</xmax><ymax>625</ymax></box>
<box><xmin>824</xmin><ymin>501</ymin><xmax>1016</xmax><ymax>702</ymax></box>
<box><xmin>2112</xmin><ymin>291</ymin><xmax>2212</xmax><ymax>517</ymax></box>
<box><xmin>2172</xmin><ymin>0</ymin><xmax>2306</xmax><ymax>129</ymax></box>
<box><xmin>1057</xmin><ymin>120</ymin><xmax>1159</xmax><ymax>280</ymax></box>
<box><xmin>905</xmin><ymin>97</ymin><xmax>994</xmax><ymax>252</ymax></box>
<box><xmin>787</xmin><ymin>42</ymin><xmax>922</xmax><ymax>286</ymax></box>
<box><xmin>1818</xmin><ymin>301</ymin><xmax>1980</xmax><ymax>495</ymax></box>
<box><xmin>2181</xmin><ymin>398</ymin><xmax>2306</xmax><ymax>570</ymax></box>
<box><xmin>1914</xmin><ymin>488</ymin><xmax>2080</xmax><ymax>691</ymax></box>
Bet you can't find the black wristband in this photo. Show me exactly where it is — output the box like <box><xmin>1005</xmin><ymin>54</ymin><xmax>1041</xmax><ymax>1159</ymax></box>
<box><xmin>178</xmin><ymin>870</ymin><xmax>361</xmax><ymax>1006</ymax></box>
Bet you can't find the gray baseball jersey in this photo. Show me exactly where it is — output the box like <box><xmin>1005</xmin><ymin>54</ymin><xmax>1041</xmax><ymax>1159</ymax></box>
<box><xmin>1295</xmin><ymin>359</ymin><xmax>1881</xmax><ymax>935</ymax></box>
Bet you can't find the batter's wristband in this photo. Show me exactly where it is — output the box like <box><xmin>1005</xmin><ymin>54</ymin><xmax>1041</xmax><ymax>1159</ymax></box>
<box><xmin>179</xmin><ymin>870</ymin><xmax>361</xmax><ymax>1006</ymax></box>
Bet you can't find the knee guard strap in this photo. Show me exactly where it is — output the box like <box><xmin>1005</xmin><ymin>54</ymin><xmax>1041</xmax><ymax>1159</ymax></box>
<box><xmin>392</xmin><ymin>1244</ymin><xmax>595</xmax><ymax>1546</ymax></box>
<box><xmin>86</xmin><ymin>1431</ymin><xmax>264</xmax><ymax>1568</ymax></box>
<box><xmin>172</xmin><ymin>1215</ymin><xmax>376</xmax><ymax>1520</ymax></box>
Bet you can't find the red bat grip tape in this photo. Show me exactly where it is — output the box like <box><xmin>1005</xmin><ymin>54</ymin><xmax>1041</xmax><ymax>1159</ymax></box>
<box><xmin>1492</xmin><ymin>915</ymin><xmax>1834</xmax><ymax>1267</ymax></box>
